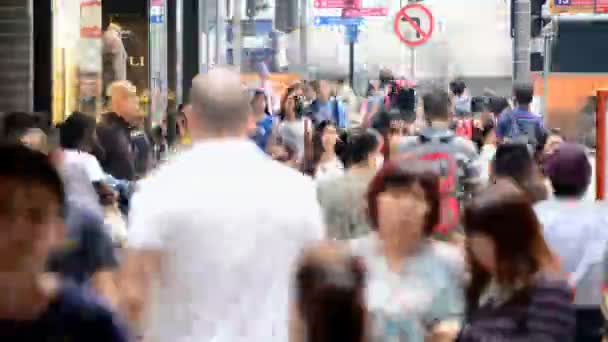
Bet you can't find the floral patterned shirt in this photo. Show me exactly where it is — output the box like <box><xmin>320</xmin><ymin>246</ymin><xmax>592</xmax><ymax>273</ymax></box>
<box><xmin>350</xmin><ymin>234</ymin><xmax>465</xmax><ymax>342</ymax></box>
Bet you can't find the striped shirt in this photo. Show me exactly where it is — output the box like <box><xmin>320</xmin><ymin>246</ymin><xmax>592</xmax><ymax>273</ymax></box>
<box><xmin>458</xmin><ymin>273</ymin><xmax>576</xmax><ymax>342</ymax></box>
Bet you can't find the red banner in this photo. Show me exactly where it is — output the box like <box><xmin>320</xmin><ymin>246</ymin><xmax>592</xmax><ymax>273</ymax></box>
<box><xmin>314</xmin><ymin>0</ymin><xmax>360</xmax><ymax>9</ymax></box>
<box><xmin>343</xmin><ymin>7</ymin><xmax>388</xmax><ymax>17</ymax></box>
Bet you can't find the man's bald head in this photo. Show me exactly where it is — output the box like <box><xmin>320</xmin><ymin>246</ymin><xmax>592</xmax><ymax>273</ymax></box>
<box><xmin>108</xmin><ymin>80</ymin><xmax>141</xmax><ymax>121</ymax></box>
<box><xmin>190</xmin><ymin>68</ymin><xmax>250</xmax><ymax>134</ymax></box>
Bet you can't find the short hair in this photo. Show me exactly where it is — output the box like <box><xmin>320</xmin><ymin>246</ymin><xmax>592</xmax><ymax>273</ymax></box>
<box><xmin>513</xmin><ymin>82</ymin><xmax>534</xmax><ymax>106</ymax></box>
<box><xmin>489</xmin><ymin>96</ymin><xmax>510</xmax><ymax>116</ymax></box>
<box><xmin>2</xmin><ymin>112</ymin><xmax>39</xmax><ymax>142</ymax></box>
<box><xmin>190</xmin><ymin>69</ymin><xmax>250</xmax><ymax>132</ymax></box>
<box><xmin>544</xmin><ymin>143</ymin><xmax>591</xmax><ymax>197</ymax></box>
<box><xmin>493</xmin><ymin>143</ymin><xmax>547</xmax><ymax>202</ymax></box>
<box><xmin>422</xmin><ymin>89</ymin><xmax>450</xmax><ymax>120</ymax></box>
<box><xmin>343</xmin><ymin>129</ymin><xmax>382</xmax><ymax>167</ymax></box>
<box><xmin>449</xmin><ymin>79</ymin><xmax>466</xmax><ymax>96</ymax></box>
<box><xmin>493</xmin><ymin>143</ymin><xmax>535</xmax><ymax>183</ymax></box>
<box><xmin>59</xmin><ymin>112</ymin><xmax>97</xmax><ymax>150</ymax></box>
<box><xmin>367</xmin><ymin>160</ymin><xmax>440</xmax><ymax>235</ymax></box>
<box><xmin>0</xmin><ymin>144</ymin><xmax>65</xmax><ymax>215</ymax></box>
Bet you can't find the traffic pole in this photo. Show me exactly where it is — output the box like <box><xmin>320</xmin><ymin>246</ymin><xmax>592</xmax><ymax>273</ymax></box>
<box><xmin>513</xmin><ymin>0</ymin><xmax>531</xmax><ymax>82</ymax></box>
<box><xmin>349</xmin><ymin>41</ymin><xmax>355</xmax><ymax>86</ymax></box>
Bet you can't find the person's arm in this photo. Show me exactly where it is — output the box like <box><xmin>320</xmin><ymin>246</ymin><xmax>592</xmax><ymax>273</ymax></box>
<box><xmin>118</xmin><ymin>185</ymin><xmax>166</xmax><ymax>327</ymax></box>
<box><xmin>97</xmin><ymin>125</ymin><xmax>136</xmax><ymax>181</ymax></box>
<box><xmin>288</xmin><ymin>179</ymin><xmax>327</xmax><ymax>340</ymax></box>
<box><xmin>82</xmin><ymin>223</ymin><xmax>120</xmax><ymax>307</ymax></box>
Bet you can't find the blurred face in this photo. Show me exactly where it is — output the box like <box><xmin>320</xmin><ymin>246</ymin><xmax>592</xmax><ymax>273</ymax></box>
<box><xmin>284</xmin><ymin>93</ymin><xmax>297</xmax><ymax>118</ymax></box>
<box><xmin>0</xmin><ymin>180</ymin><xmax>64</xmax><ymax>273</ymax></box>
<box><xmin>467</xmin><ymin>232</ymin><xmax>497</xmax><ymax>273</ymax></box>
<box><xmin>114</xmin><ymin>90</ymin><xmax>141</xmax><ymax>123</ymax></box>
<box><xmin>252</xmin><ymin>94</ymin><xmax>266</xmax><ymax>115</ymax></box>
<box><xmin>376</xmin><ymin>182</ymin><xmax>429</xmax><ymax>243</ymax></box>
<box><xmin>321</xmin><ymin>124</ymin><xmax>338</xmax><ymax>152</ymax></box>
<box><xmin>544</xmin><ymin>135</ymin><xmax>563</xmax><ymax>155</ymax></box>
<box><xmin>318</xmin><ymin>81</ymin><xmax>331</xmax><ymax>101</ymax></box>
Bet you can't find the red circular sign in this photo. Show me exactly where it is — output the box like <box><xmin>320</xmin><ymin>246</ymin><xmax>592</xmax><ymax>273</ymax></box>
<box><xmin>394</xmin><ymin>3</ymin><xmax>435</xmax><ymax>47</ymax></box>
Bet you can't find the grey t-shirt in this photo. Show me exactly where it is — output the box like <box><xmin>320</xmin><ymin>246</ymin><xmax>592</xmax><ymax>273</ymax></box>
<box><xmin>316</xmin><ymin>171</ymin><xmax>376</xmax><ymax>240</ymax></box>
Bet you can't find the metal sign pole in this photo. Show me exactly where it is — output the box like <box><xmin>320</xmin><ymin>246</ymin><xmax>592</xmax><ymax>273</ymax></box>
<box><xmin>410</xmin><ymin>47</ymin><xmax>416</xmax><ymax>80</ymax></box>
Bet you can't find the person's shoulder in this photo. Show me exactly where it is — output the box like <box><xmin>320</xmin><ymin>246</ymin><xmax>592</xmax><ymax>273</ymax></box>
<box><xmin>427</xmin><ymin>241</ymin><xmax>466</xmax><ymax>274</ymax></box>
<box><xmin>451</xmin><ymin>136</ymin><xmax>478</xmax><ymax>156</ymax></box>
<box><xmin>52</xmin><ymin>283</ymin><xmax>128</xmax><ymax>340</ymax></box>
<box><xmin>396</xmin><ymin>135</ymin><xmax>420</xmax><ymax>152</ymax></box>
<box><xmin>531</xmin><ymin>272</ymin><xmax>574</xmax><ymax>304</ymax></box>
<box><xmin>349</xmin><ymin>233</ymin><xmax>376</xmax><ymax>256</ymax></box>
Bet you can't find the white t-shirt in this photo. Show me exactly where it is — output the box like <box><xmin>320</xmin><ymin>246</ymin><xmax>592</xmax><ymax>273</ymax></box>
<box><xmin>63</xmin><ymin>149</ymin><xmax>105</xmax><ymax>182</ymax></box>
<box><xmin>128</xmin><ymin>139</ymin><xmax>325</xmax><ymax>342</ymax></box>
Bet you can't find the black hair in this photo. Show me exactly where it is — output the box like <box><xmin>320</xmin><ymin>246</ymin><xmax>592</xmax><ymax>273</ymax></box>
<box><xmin>311</xmin><ymin>120</ymin><xmax>337</xmax><ymax>171</ymax></box>
<box><xmin>423</xmin><ymin>89</ymin><xmax>450</xmax><ymax>121</ymax></box>
<box><xmin>473</xmin><ymin>120</ymin><xmax>496</xmax><ymax>151</ymax></box>
<box><xmin>449</xmin><ymin>79</ymin><xmax>466</xmax><ymax>96</ymax></box>
<box><xmin>0</xmin><ymin>144</ymin><xmax>65</xmax><ymax>215</ymax></box>
<box><xmin>493</xmin><ymin>142</ymin><xmax>547</xmax><ymax>202</ymax></box>
<box><xmin>513</xmin><ymin>82</ymin><xmax>534</xmax><ymax>106</ymax></box>
<box><xmin>489</xmin><ymin>96</ymin><xmax>510</xmax><ymax>116</ymax></box>
<box><xmin>1</xmin><ymin>112</ymin><xmax>39</xmax><ymax>142</ymax></box>
<box><xmin>58</xmin><ymin>112</ymin><xmax>97</xmax><ymax>150</ymax></box>
<box><xmin>494</xmin><ymin>143</ymin><xmax>535</xmax><ymax>182</ymax></box>
<box><xmin>342</xmin><ymin>129</ymin><xmax>382</xmax><ymax>168</ymax></box>
<box><xmin>296</xmin><ymin>249</ymin><xmax>366</xmax><ymax>342</ymax></box>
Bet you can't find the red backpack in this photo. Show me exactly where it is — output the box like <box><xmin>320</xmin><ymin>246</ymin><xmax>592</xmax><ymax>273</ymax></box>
<box><xmin>419</xmin><ymin>151</ymin><xmax>461</xmax><ymax>237</ymax></box>
<box><xmin>454</xmin><ymin>119</ymin><xmax>473</xmax><ymax>139</ymax></box>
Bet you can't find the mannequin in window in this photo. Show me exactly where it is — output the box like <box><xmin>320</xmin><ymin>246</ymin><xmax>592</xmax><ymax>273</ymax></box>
<box><xmin>103</xmin><ymin>23</ymin><xmax>128</xmax><ymax>98</ymax></box>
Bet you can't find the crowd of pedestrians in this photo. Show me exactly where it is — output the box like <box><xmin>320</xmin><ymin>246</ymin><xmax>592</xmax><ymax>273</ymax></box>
<box><xmin>1</xmin><ymin>67</ymin><xmax>608</xmax><ymax>342</ymax></box>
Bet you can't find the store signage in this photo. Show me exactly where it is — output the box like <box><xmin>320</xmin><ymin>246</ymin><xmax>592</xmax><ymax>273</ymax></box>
<box><xmin>151</xmin><ymin>6</ymin><xmax>164</xmax><ymax>24</ymax></box>
<box><xmin>314</xmin><ymin>16</ymin><xmax>365</xmax><ymax>26</ymax></box>
<box><xmin>551</xmin><ymin>0</ymin><xmax>608</xmax><ymax>13</ymax></box>
<box><xmin>343</xmin><ymin>7</ymin><xmax>388</xmax><ymax>17</ymax></box>
<box><xmin>314</xmin><ymin>0</ymin><xmax>360</xmax><ymax>9</ymax></box>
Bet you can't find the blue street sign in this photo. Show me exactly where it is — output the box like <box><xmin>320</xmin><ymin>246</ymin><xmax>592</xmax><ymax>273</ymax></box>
<box><xmin>314</xmin><ymin>16</ymin><xmax>364</xmax><ymax>27</ymax></box>
<box><xmin>151</xmin><ymin>15</ymin><xmax>164</xmax><ymax>24</ymax></box>
<box><xmin>345</xmin><ymin>24</ymin><xmax>360</xmax><ymax>43</ymax></box>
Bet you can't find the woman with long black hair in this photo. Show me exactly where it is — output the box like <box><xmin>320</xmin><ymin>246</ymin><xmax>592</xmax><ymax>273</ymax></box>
<box><xmin>303</xmin><ymin>120</ymin><xmax>344</xmax><ymax>181</ymax></box>
<box><xmin>454</xmin><ymin>180</ymin><xmax>575</xmax><ymax>342</ymax></box>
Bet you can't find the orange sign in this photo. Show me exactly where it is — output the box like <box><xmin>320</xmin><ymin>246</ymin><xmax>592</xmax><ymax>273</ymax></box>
<box><xmin>550</xmin><ymin>0</ymin><xmax>608</xmax><ymax>14</ymax></box>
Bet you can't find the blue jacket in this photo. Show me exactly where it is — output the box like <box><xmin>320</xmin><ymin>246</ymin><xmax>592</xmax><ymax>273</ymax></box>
<box><xmin>305</xmin><ymin>98</ymin><xmax>348</xmax><ymax>129</ymax></box>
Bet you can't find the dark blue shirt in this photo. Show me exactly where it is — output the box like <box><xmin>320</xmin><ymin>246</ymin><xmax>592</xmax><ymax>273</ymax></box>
<box><xmin>0</xmin><ymin>282</ymin><xmax>129</xmax><ymax>341</ymax></box>
<box><xmin>251</xmin><ymin>114</ymin><xmax>275</xmax><ymax>151</ymax></box>
<box><xmin>47</xmin><ymin>203</ymin><xmax>118</xmax><ymax>285</ymax></box>
<box><xmin>496</xmin><ymin>108</ymin><xmax>543</xmax><ymax>140</ymax></box>
<box><xmin>305</xmin><ymin>98</ymin><xmax>348</xmax><ymax>129</ymax></box>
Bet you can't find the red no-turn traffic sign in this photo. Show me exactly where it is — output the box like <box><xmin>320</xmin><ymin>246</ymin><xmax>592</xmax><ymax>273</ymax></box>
<box><xmin>394</xmin><ymin>3</ymin><xmax>434</xmax><ymax>47</ymax></box>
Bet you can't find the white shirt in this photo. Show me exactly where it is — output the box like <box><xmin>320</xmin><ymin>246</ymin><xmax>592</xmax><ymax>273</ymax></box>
<box><xmin>535</xmin><ymin>199</ymin><xmax>608</xmax><ymax>306</ymax></box>
<box><xmin>128</xmin><ymin>139</ymin><xmax>325</xmax><ymax>342</ymax></box>
<box><xmin>63</xmin><ymin>149</ymin><xmax>105</xmax><ymax>182</ymax></box>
